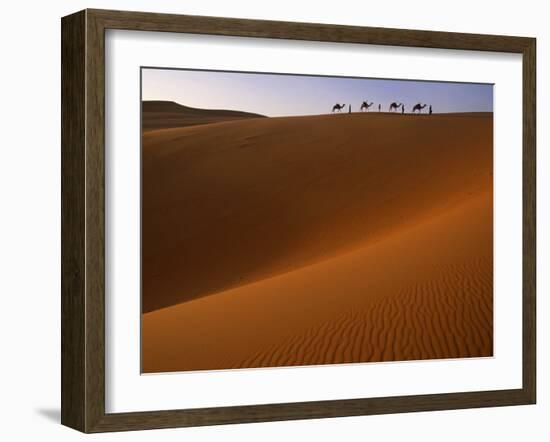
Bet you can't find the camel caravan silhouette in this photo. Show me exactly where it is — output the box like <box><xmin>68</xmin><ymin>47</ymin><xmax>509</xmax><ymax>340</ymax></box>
<box><xmin>329</xmin><ymin>101</ymin><xmax>433</xmax><ymax>114</ymax></box>
<box><xmin>360</xmin><ymin>101</ymin><xmax>374</xmax><ymax>112</ymax></box>
<box><xmin>412</xmin><ymin>103</ymin><xmax>428</xmax><ymax>113</ymax></box>
<box><xmin>389</xmin><ymin>102</ymin><xmax>403</xmax><ymax>112</ymax></box>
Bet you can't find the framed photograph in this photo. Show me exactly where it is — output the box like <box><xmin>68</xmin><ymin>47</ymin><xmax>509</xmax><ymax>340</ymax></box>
<box><xmin>61</xmin><ymin>9</ymin><xmax>536</xmax><ymax>433</ymax></box>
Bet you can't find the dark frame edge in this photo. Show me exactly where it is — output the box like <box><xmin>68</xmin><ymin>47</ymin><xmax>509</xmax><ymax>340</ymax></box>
<box><xmin>61</xmin><ymin>8</ymin><xmax>537</xmax><ymax>433</ymax></box>
<box><xmin>61</xmin><ymin>9</ymin><xmax>87</xmax><ymax>433</ymax></box>
<box><xmin>61</xmin><ymin>9</ymin><xmax>108</xmax><ymax>433</ymax></box>
<box><xmin>522</xmin><ymin>37</ymin><xmax>536</xmax><ymax>405</ymax></box>
<box><xmin>86</xmin><ymin>8</ymin><xmax>533</xmax><ymax>52</ymax></box>
<box><xmin>89</xmin><ymin>389</ymin><xmax>533</xmax><ymax>433</ymax></box>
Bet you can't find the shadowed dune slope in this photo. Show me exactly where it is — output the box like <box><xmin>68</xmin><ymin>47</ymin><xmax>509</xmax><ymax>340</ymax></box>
<box><xmin>142</xmin><ymin>112</ymin><xmax>493</xmax><ymax>313</ymax></box>
<box><xmin>142</xmin><ymin>100</ymin><xmax>266</xmax><ymax>131</ymax></box>
<box><xmin>142</xmin><ymin>191</ymin><xmax>493</xmax><ymax>373</ymax></box>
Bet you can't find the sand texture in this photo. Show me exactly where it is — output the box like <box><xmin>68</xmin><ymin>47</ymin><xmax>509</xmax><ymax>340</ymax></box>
<box><xmin>141</xmin><ymin>111</ymin><xmax>493</xmax><ymax>373</ymax></box>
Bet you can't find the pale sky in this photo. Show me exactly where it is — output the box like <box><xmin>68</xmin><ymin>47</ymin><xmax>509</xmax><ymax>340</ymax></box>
<box><xmin>142</xmin><ymin>67</ymin><xmax>493</xmax><ymax>116</ymax></box>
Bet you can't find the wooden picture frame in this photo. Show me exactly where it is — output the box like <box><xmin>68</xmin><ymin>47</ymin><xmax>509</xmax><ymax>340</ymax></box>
<box><xmin>61</xmin><ymin>8</ymin><xmax>536</xmax><ymax>433</ymax></box>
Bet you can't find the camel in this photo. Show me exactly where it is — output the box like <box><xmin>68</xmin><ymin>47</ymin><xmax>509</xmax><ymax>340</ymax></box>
<box><xmin>332</xmin><ymin>103</ymin><xmax>346</xmax><ymax>113</ymax></box>
<box><xmin>412</xmin><ymin>103</ymin><xmax>427</xmax><ymax>113</ymax></box>
<box><xmin>389</xmin><ymin>102</ymin><xmax>403</xmax><ymax>112</ymax></box>
<box><xmin>360</xmin><ymin>101</ymin><xmax>374</xmax><ymax>112</ymax></box>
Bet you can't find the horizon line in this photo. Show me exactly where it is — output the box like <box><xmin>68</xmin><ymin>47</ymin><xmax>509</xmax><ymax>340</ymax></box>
<box><xmin>142</xmin><ymin>99</ymin><xmax>493</xmax><ymax>117</ymax></box>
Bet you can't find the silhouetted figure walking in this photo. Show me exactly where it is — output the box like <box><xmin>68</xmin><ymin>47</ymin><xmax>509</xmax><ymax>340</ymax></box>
<box><xmin>402</xmin><ymin>105</ymin><xmax>405</xmax><ymax>114</ymax></box>
<box><xmin>349</xmin><ymin>104</ymin><xmax>351</xmax><ymax>113</ymax></box>
<box><xmin>378</xmin><ymin>104</ymin><xmax>381</xmax><ymax>112</ymax></box>
<box><xmin>429</xmin><ymin>105</ymin><xmax>433</xmax><ymax>115</ymax></box>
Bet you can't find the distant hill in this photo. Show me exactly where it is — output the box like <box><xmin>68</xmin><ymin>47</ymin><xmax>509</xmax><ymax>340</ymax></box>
<box><xmin>142</xmin><ymin>100</ymin><xmax>266</xmax><ymax>131</ymax></box>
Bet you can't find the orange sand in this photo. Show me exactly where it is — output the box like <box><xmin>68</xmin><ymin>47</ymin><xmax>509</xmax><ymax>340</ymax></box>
<box><xmin>141</xmin><ymin>111</ymin><xmax>493</xmax><ymax>373</ymax></box>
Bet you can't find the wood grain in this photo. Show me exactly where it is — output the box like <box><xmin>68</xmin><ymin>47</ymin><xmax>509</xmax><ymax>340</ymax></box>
<box><xmin>61</xmin><ymin>10</ymin><xmax>86</xmax><ymax>431</ymax></box>
<box><xmin>61</xmin><ymin>8</ymin><xmax>536</xmax><ymax>433</ymax></box>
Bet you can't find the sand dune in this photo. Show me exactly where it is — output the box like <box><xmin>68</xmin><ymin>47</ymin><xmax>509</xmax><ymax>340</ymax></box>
<box><xmin>142</xmin><ymin>191</ymin><xmax>492</xmax><ymax>373</ymax></box>
<box><xmin>142</xmin><ymin>111</ymin><xmax>493</xmax><ymax>372</ymax></box>
<box><xmin>142</xmin><ymin>100</ymin><xmax>266</xmax><ymax>131</ymax></box>
<box><xmin>236</xmin><ymin>257</ymin><xmax>493</xmax><ymax>368</ymax></box>
<box><xmin>142</xmin><ymin>112</ymin><xmax>493</xmax><ymax>313</ymax></box>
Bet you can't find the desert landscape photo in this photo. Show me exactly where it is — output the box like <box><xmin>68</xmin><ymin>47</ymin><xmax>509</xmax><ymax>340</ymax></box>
<box><xmin>141</xmin><ymin>68</ymin><xmax>493</xmax><ymax>373</ymax></box>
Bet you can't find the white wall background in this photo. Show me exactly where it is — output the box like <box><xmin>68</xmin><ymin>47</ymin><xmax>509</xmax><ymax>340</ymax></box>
<box><xmin>0</xmin><ymin>0</ymin><xmax>546</xmax><ymax>440</ymax></box>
